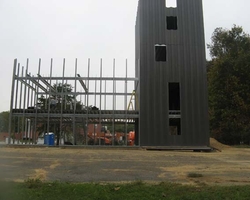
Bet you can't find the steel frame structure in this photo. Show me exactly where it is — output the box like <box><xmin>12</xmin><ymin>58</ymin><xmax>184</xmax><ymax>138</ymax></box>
<box><xmin>8</xmin><ymin>58</ymin><xmax>139</xmax><ymax>146</ymax></box>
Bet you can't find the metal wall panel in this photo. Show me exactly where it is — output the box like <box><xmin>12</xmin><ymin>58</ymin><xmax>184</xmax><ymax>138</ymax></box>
<box><xmin>136</xmin><ymin>0</ymin><xmax>209</xmax><ymax>147</ymax></box>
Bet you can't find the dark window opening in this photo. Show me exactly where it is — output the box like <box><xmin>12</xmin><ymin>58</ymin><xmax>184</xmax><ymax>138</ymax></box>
<box><xmin>169</xmin><ymin>83</ymin><xmax>180</xmax><ymax>110</ymax></box>
<box><xmin>167</xmin><ymin>16</ymin><xmax>178</xmax><ymax>30</ymax></box>
<box><xmin>169</xmin><ymin>118</ymin><xmax>181</xmax><ymax>135</ymax></box>
<box><xmin>155</xmin><ymin>45</ymin><xmax>166</xmax><ymax>62</ymax></box>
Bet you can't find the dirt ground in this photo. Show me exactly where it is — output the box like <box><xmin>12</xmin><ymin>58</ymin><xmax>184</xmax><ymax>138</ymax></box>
<box><xmin>0</xmin><ymin>144</ymin><xmax>249</xmax><ymax>186</ymax></box>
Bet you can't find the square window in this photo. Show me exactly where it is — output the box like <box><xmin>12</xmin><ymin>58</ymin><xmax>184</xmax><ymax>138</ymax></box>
<box><xmin>167</xmin><ymin>16</ymin><xmax>178</xmax><ymax>30</ymax></box>
<box><xmin>155</xmin><ymin>45</ymin><xmax>167</xmax><ymax>62</ymax></box>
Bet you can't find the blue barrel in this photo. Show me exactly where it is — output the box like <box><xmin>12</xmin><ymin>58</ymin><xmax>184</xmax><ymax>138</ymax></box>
<box><xmin>44</xmin><ymin>133</ymin><xmax>54</xmax><ymax>146</ymax></box>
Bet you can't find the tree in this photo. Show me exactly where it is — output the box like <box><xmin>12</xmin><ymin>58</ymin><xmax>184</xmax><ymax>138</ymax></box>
<box><xmin>0</xmin><ymin>111</ymin><xmax>24</xmax><ymax>144</ymax></box>
<box><xmin>107</xmin><ymin>124</ymin><xmax>135</xmax><ymax>133</ymax></box>
<box><xmin>37</xmin><ymin>83</ymin><xmax>79</xmax><ymax>110</ymax></box>
<box><xmin>37</xmin><ymin>83</ymin><xmax>84</xmax><ymax>145</ymax></box>
<box><xmin>0</xmin><ymin>111</ymin><xmax>9</xmax><ymax>132</ymax></box>
<box><xmin>208</xmin><ymin>25</ymin><xmax>250</xmax><ymax>145</ymax></box>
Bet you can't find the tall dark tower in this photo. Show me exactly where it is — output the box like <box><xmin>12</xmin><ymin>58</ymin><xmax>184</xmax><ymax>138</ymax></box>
<box><xmin>135</xmin><ymin>0</ymin><xmax>209</xmax><ymax>148</ymax></box>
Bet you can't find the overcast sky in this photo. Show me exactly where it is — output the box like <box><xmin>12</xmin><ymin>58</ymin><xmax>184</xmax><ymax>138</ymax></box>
<box><xmin>0</xmin><ymin>0</ymin><xmax>250</xmax><ymax>112</ymax></box>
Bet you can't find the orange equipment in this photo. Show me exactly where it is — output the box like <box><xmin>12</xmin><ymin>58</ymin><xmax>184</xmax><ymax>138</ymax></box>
<box><xmin>127</xmin><ymin>131</ymin><xmax>135</xmax><ymax>146</ymax></box>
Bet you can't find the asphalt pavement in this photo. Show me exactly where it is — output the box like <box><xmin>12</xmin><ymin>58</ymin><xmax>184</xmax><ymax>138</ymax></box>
<box><xmin>0</xmin><ymin>147</ymin><xmax>250</xmax><ymax>185</ymax></box>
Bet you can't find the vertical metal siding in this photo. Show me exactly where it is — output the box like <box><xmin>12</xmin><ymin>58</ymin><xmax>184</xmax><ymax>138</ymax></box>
<box><xmin>136</xmin><ymin>0</ymin><xmax>209</xmax><ymax>147</ymax></box>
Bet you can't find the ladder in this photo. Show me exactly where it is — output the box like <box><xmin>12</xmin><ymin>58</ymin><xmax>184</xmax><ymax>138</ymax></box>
<box><xmin>127</xmin><ymin>90</ymin><xmax>138</xmax><ymax>110</ymax></box>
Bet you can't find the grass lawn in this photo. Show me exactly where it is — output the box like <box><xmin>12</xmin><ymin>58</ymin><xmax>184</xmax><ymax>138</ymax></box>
<box><xmin>0</xmin><ymin>179</ymin><xmax>250</xmax><ymax>200</ymax></box>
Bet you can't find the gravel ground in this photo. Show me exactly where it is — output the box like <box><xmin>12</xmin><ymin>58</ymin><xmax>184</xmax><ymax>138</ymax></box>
<box><xmin>0</xmin><ymin>147</ymin><xmax>250</xmax><ymax>185</ymax></box>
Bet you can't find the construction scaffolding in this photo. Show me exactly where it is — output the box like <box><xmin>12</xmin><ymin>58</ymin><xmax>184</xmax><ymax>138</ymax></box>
<box><xmin>8</xmin><ymin>58</ymin><xmax>139</xmax><ymax>146</ymax></box>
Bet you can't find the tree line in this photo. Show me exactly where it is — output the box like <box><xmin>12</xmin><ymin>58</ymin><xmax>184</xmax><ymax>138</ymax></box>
<box><xmin>208</xmin><ymin>25</ymin><xmax>250</xmax><ymax>145</ymax></box>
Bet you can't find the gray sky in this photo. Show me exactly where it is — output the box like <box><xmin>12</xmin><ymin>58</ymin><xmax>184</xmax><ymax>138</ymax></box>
<box><xmin>0</xmin><ymin>0</ymin><xmax>250</xmax><ymax>112</ymax></box>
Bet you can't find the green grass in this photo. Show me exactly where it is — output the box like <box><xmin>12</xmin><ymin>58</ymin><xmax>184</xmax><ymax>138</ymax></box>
<box><xmin>0</xmin><ymin>180</ymin><xmax>250</xmax><ymax>200</ymax></box>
